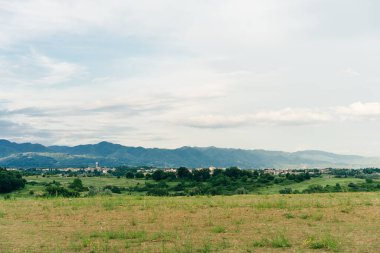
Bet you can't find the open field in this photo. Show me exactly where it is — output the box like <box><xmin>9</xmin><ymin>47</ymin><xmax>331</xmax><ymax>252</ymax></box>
<box><xmin>26</xmin><ymin>175</ymin><xmax>147</xmax><ymax>188</ymax></box>
<box><xmin>258</xmin><ymin>176</ymin><xmax>366</xmax><ymax>194</ymax></box>
<box><xmin>4</xmin><ymin>175</ymin><xmax>375</xmax><ymax>198</ymax></box>
<box><xmin>5</xmin><ymin>176</ymin><xmax>151</xmax><ymax>198</ymax></box>
<box><xmin>0</xmin><ymin>192</ymin><xmax>379</xmax><ymax>253</ymax></box>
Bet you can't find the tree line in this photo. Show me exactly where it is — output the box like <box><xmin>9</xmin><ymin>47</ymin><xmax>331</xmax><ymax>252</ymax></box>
<box><xmin>0</xmin><ymin>168</ymin><xmax>26</xmax><ymax>193</ymax></box>
<box><xmin>129</xmin><ymin>167</ymin><xmax>315</xmax><ymax>196</ymax></box>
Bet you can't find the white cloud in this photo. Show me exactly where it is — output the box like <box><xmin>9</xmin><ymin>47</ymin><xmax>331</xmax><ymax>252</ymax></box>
<box><xmin>0</xmin><ymin>0</ymin><xmax>311</xmax><ymax>52</ymax></box>
<box><xmin>0</xmin><ymin>0</ymin><xmax>380</xmax><ymax>155</ymax></box>
<box><xmin>29</xmin><ymin>51</ymin><xmax>84</xmax><ymax>84</ymax></box>
<box><xmin>340</xmin><ymin>67</ymin><xmax>360</xmax><ymax>77</ymax></box>
<box><xmin>179</xmin><ymin>102</ymin><xmax>380</xmax><ymax>129</ymax></box>
<box><xmin>179</xmin><ymin>115</ymin><xmax>249</xmax><ymax>129</ymax></box>
<box><xmin>251</xmin><ymin>108</ymin><xmax>332</xmax><ymax>125</ymax></box>
<box><xmin>336</xmin><ymin>102</ymin><xmax>380</xmax><ymax>120</ymax></box>
<box><xmin>0</xmin><ymin>50</ymin><xmax>84</xmax><ymax>85</ymax></box>
<box><xmin>179</xmin><ymin>108</ymin><xmax>332</xmax><ymax>128</ymax></box>
<box><xmin>0</xmin><ymin>0</ymin><xmax>193</xmax><ymax>47</ymax></box>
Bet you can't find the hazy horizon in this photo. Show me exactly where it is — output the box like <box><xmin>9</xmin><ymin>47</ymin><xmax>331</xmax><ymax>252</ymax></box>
<box><xmin>1</xmin><ymin>1</ymin><xmax>380</xmax><ymax>156</ymax></box>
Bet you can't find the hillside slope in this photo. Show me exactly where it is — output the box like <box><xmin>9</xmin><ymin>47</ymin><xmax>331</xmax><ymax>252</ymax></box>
<box><xmin>0</xmin><ymin>139</ymin><xmax>378</xmax><ymax>168</ymax></box>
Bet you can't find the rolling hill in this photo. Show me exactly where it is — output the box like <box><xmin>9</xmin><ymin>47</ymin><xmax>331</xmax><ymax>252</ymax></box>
<box><xmin>0</xmin><ymin>139</ymin><xmax>378</xmax><ymax>169</ymax></box>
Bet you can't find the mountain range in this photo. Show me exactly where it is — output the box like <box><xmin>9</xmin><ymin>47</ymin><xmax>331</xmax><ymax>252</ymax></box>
<box><xmin>0</xmin><ymin>139</ymin><xmax>378</xmax><ymax>169</ymax></box>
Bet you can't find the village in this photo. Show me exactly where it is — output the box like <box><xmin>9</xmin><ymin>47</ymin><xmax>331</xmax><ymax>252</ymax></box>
<box><xmin>11</xmin><ymin>163</ymin><xmax>351</xmax><ymax>177</ymax></box>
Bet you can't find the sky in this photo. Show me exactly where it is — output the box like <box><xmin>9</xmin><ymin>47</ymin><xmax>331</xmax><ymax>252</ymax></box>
<box><xmin>1</xmin><ymin>0</ymin><xmax>380</xmax><ymax>156</ymax></box>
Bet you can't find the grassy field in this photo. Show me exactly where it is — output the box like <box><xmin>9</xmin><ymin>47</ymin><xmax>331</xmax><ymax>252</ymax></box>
<box><xmin>7</xmin><ymin>176</ymin><xmax>150</xmax><ymax>198</ymax></box>
<box><xmin>258</xmin><ymin>175</ymin><xmax>366</xmax><ymax>194</ymax></box>
<box><xmin>5</xmin><ymin>175</ymin><xmax>373</xmax><ymax>198</ymax></box>
<box><xmin>0</xmin><ymin>192</ymin><xmax>379</xmax><ymax>253</ymax></box>
<box><xmin>26</xmin><ymin>175</ymin><xmax>147</xmax><ymax>188</ymax></box>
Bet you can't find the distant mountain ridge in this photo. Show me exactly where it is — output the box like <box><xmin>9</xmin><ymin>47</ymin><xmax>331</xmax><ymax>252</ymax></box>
<box><xmin>0</xmin><ymin>139</ymin><xmax>378</xmax><ymax>169</ymax></box>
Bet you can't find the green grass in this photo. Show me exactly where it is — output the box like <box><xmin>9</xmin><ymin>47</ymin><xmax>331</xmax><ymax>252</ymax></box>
<box><xmin>26</xmin><ymin>175</ymin><xmax>147</xmax><ymax>188</ymax></box>
<box><xmin>0</xmin><ymin>192</ymin><xmax>379</xmax><ymax>252</ymax></box>
<box><xmin>90</xmin><ymin>230</ymin><xmax>147</xmax><ymax>240</ymax></box>
<box><xmin>2</xmin><ymin>175</ymin><xmax>377</xmax><ymax>199</ymax></box>
<box><xmin>304</xmin><ymin>234</ymin><xmax>341</xmax><ymax>251</ymax></box>
<box><xmin>258</xmin><ymin>175</ymin><xmax>366</xmax><ymax>194</ymax></box>
<box><xmin>283</xmin><ymin>212</ymin><xmax>295</xmax><ymax>219</ymax></box>
<box><xmin>252</xmin><ymin>234</ymin><xmax>292</xmax><ymax>248</ymax></box>
<box><xmin>270</xmin><ymin>234</ymin><xmax>292</xmax><ymax>248</ymax></box>
<box><xmin>211</xmin><ymin>226</ymin><xmax>226</xmax><ymax>233</ymax></box>
<box><xmin>2</xmin><ymin>175</ymin><xmax>151</xmax><ymax>198</ymax></box>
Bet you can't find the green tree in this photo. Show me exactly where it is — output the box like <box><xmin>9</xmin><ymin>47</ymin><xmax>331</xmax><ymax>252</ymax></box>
<box><xmin>192</xmin><ymin>169</ymin><xmax>211</xmax><ymax>182</ymax></box>
<box><xmin>135</xmin><ymin>172</ymin><xmax>145</xmax><ymax>178</ymax></box>
<box><xmin>68</xmin><ymin>178</ymin><xmax>86</xmax><ymax>191</ymax></box>
<box><xmin>125</xmin><ymin>171</ymin><xmax>135</xmax><ymax>179</ymax></box>
<box><xmin>177</xmin><ymin>167</ymin><xmax>192</xmax><ymax>180</ymax></box>
<box><xmin>224</xmin><ymin>167</ymin><xmax>242</xmax><ymax>179</ymax></box>
<box><xmin>152</xmin><ymin>170</ymin><xmax>166</xmax><ymax>181</ymax></box>
<box><xmin>0</xmin><ymin>168</ymin><xmax>26</xmax><ymax>193</ymax></box>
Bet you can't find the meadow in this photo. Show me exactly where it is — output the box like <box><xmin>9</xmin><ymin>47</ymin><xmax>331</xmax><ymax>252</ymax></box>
<box><xmin>0</xmin><ymin>192</ymin><xmax>379</xmax><ymax>253</ymax></box>
<box><xmin>13</xmin><ymin>174</ymin><xmax>372</xmax><ymax>197</ymax></box>
<box><xmin>257</xmin><ymin>176</ymin><xmax>366</xmax><ymax>194</ymax></box>
<box><xmin>9</xmin><ymin>175</ymin><xmax>149</xmax><ymax>198</ymax></box>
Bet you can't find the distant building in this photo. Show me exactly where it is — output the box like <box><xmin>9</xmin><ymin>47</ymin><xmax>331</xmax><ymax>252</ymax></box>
<box><xmin>163</xmin><ymin>168</ymin><xmax>176</xmax><ymax>173</ymax></box>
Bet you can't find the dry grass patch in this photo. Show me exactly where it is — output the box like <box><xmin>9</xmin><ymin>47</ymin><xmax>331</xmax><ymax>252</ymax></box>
<box><xmin>0</xmin><ymin>193</ymin><xmax>379</xmax><ymax>252</ymax></box>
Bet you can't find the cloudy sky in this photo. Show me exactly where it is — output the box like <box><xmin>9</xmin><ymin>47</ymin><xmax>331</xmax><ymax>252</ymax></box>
<box><xmin>1</xmin><ymin>0</ymin><xmax>380</xmax><ymax>155</ymax></box>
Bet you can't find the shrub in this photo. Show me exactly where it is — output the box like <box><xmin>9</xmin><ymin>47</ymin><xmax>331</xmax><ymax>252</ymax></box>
<box><xmin>102</xmin><ymin>189</ymin><xmax>113</xmax><ymax>196</ymax></box>
<box><xmin>211</xmin><ymin>226</ymin><xmax>226</xmax><ymax>233</ymax></box>
<box><xmin>252</xmin><ymin>238</ymin><xmax>270</xmax><ymax>247</ymax></box>
<box><xmin>253</xmin><ymin>234</ymin><xmax>291</xmax><ymax>248</ymax></box>
<box><xmin>104</xmin><ymin>185</ymin><xmax>122</xmax><ymax>194</ymax></box>
<box><xmin>68</xmin><ymin>178</ymin><xmax>86</xmax><ymax>192</ymax></box>
<box><xmin>304</xmin><ymin>234</ymin><xmax>340</xmax><ymax>251</ymax></box>
<box><xmin>45</xmin><ymin>185</ymin><xmax>80</xmax><ymax>197</ymax></box>
<box><xmin>279</xmin><ymin>188</ymin><xmax>293</xmax><ymax>194</ymax></box>
<box><xmin>284</xmin><ymin>213</ymin><xmax>295</xmax><ymax>219</ymax></box>
<box><xmin>146</xmin><ymin>188</ymin><xmax>169</xmax><ymax>196</ymax></box>
<box><xmin>270</xmin><ymin>234</ymin><xmax>292</xmax><ymax>248</ymax></box>
<box><xmin>235</xmin><ymin>187</ymin><xmax>248</xmax><ymax>194</ymax></box>
<box><xmin>86</xmin><ymin>186</ymin><xmax>113</xmax><ymax>197</ymax></box>
<box><xmin>86</xmin><ymin>186</ymin><xmax>100</xmax><ymax>197</ymax></box>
